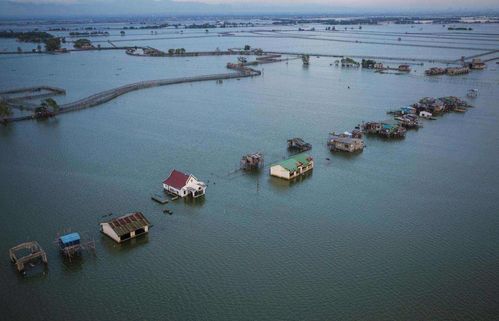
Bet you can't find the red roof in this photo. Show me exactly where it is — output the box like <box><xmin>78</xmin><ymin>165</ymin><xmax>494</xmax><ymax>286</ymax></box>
<box><xmin>163</xmin><ymin>170</ymin><xmax>190</xmax><ymax>190</ymax></box>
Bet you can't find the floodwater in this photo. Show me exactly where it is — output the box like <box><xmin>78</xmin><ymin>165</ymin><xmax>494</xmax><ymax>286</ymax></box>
<box><xmin>1</xmin><ymin>22</ymin><xmax>499</xmax><ymax>321</ymax></box>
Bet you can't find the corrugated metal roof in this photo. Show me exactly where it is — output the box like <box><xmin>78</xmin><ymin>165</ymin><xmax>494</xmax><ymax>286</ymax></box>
<box><xmin>60</xmin><ymin>232</ymin><xmax>80</xmax><ymax>245</ymax></box>
<box><xmin>105</xmin><ymin>212</ymin><xmax>150</xmax><ymax>237</ymax></box>
<box><xmin>275</xmin><ymin>153</ymin><xmax>313</xmax><ymax>172</ymax></box>
<box><xmin>292</xmin><ymin>153</ymin><xmax>313</xmax><ymax>165</ymax></box>
<box><xmin>279</xmin><ymin>159</ymin><xmax>299</xmax><ymax>171</ymax></box>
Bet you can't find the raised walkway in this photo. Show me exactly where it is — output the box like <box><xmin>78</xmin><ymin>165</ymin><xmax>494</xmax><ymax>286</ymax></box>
<box><xmin>3</xmin><ymin>69</ymin><xmax>261</xmax><ymax>123</ymax></box>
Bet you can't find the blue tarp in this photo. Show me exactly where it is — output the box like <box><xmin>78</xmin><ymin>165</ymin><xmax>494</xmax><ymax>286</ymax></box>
<box><xmin>60</xmin><ymin>232</ymin><xmax>81</xmax><ymax>245</ymax></box>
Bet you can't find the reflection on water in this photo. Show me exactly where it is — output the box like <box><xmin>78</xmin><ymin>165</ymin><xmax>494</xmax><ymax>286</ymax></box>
<box><xmin>100</xmin><ymin>234</ymin><xmax>150</xmax><ymax>255</ymax></box>
<box><xmin>269</xmin><ymin>170</ymin><xmax>313</xmax><ymax>190</ymax></box>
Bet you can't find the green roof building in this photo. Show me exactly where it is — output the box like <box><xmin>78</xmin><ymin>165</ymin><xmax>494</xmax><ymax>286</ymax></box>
<box><xmin>270</xmin><ymin>153</ymin><xmax>314</xmax><ymax>180</ymax></box>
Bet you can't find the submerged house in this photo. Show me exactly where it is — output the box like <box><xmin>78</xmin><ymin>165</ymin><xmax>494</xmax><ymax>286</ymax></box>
<box><xmin>328</xmin><ymin>135</ymin><xmax>365</xmax><ymax>153</ymax></box>
<box><xmin>270</xmin><ymin>153</ymin><xmax>314</xmax><ymax>180</ymax></box>
<box><xmin>328</xmin><ymin>131</ymin><xmax>365</xmax><ymax>153</ymax></box>
<box><xmin>163</xmin><ymin>169</ymin><xmax>206</xmax><ymax>198</ymax></box>
<box><xmin>100</xmin><ymin>212</ymin><xmax>150</xmax><ymax>243</ymax></box>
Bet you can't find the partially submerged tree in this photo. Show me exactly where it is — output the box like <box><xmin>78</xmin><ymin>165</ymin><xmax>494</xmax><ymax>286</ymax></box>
<box><xmin>0</xmin><ymin>100</ymin><xmax>13</xmax><ymax>120</ymax></box>
<box><xmin>42</xmin><ymin>98</ymin><xmax>60</xmax><ymax>113</ymax></box>
<box><xmin>73</xmin><ymin>38</ymin><xmax>92</xmax><ymax>49</ymax></box>
<box><xmin>44</xmin><ymin>37</ymin><xmax>61</xmax><ymax>52</ymax></box>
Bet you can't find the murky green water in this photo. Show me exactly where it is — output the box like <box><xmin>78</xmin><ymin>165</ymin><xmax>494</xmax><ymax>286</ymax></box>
<box><xmin>1</xmin><ymin>22</ymin><xmax>498</xmax><ymax>320</ymax></box>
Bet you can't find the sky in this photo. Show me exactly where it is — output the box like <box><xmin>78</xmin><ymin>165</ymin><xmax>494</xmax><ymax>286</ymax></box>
<box><xmin>1</xmin><ymin>0</ymin><xmax>498</xmax><ymax>18</ymax></box>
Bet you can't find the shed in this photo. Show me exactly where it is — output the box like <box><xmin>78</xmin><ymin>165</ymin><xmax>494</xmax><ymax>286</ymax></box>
<box><xmin>100</xmin><ymin>212</ymin><xmax>150</xmax><ymax>243</ymax></box>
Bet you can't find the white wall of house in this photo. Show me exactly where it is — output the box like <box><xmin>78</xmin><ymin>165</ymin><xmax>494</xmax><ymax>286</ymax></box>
<box><xmin>270</xmin><ymin>165</ymin><xmax>292</xmax><ymax>180</ymax></box>
<box><xmin>101</xmin><ymin>223</ymin><xmax>120</xmax><ymax>243</ymax></box>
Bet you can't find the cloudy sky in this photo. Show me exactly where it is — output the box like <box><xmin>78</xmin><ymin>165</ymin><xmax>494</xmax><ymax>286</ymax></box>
<box><xmin>1</xmin><ymin>0</ymin><xmax>498</xmax><ymax>17</ymax></box>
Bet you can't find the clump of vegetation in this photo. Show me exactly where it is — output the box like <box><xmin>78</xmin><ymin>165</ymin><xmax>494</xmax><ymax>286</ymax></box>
<box><xmin>73</xmin><ymin>38</ymin><xmax>93</xmax><ymax>49</ymax></box>
<box><xmin>167</xmin><ymin>48</ymin><xmax>186</xmax><ymax>55</ymax></box>
<box><xmin>0</xmin><ymin>30</ymin><xmax>55</xmax><ymax>43</ymax></box>
<box><xmin>244</xmin><ymin>44</ymin><xmax>251</xmax><ymax>51</ymax></box>
<box><xmin>44</xmin><ymin>37</ymin><xmax>61</xmax><ymax>52</ymax></box>
<box><xmin>186</xmin><ymin>23</ymin><xmax>217</xmax><ymax>29</ymax></box>
<box><xmin>0</xmin><ymin>100</ymin><xmax>13</xmax><ymax>120</ymax></box>
<box><xmin>361</xmin><ymin>59</ymin><xmax>377</xmax><ymax>68</ymax></box>
<box><xmin>42</xmin><ymin>98</ymin><xmax>60</xmax><ymax>112</ymax></box>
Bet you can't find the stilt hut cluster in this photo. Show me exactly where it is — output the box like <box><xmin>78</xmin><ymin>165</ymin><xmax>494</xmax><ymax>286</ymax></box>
<box><xmin>425</xmin><ymin>67</ymin><xmax>447</xmax><ymax>76</ymax></box>
<box><xmin>361</xmin><ymin>120</ymin><xmax>407</xmax><ymax>138</ymax></box>
<box><xmin>412</xmin><ymin>96</ymin><xmax>471</xmax><ymax>115</ymax></box>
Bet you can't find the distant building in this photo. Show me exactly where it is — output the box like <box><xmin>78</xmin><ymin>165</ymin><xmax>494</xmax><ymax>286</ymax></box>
<box><xmin>100</xmin><ymin>212</ymin><xmax>150</xmax><ymax>243</ymax></box>
<box><xmin>398</xmin><ymin>64</ymin><xmax>411</xmax><ymax>72</ymax></box>
<box><xmin>470</xmin><ymin>58</ymin><xmax>486</xmax><ymax>70</ymax></box>
<box><xmin>270</xmin><ymin>153</ymin><xmax>314</xmax><ymax>180</ymax></box>
<box><xmin>419</xmin><ymin>111</ymin><xmax>433</xmax><ymax>118</ymax></box>
<box><xmin>163</xmin><ymin>169</ymin><xmax>206</xmax><ymax>198</ymax></box>
<box><xmin>446</xmin><ymin>67</ymin><xmax>470</xmax><ymax>75</ymax></box>
<box><xmin>328</xmin><ymin>133</ymin><xmax>365</xmax><ymax>153</ymax></box>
